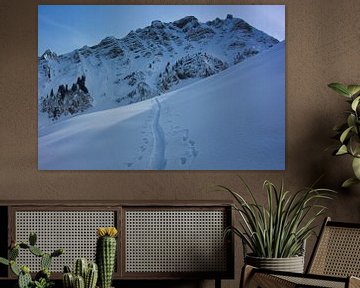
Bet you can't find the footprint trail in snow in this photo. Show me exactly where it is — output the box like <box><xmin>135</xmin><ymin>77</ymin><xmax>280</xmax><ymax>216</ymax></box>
<box><xmin>149</xmin><ymin>98</ymin><xmax>167</xmax><ymax>169</ymax></box>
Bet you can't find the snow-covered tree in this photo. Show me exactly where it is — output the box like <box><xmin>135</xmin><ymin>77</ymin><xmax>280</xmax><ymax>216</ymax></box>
<box><xmin>40</xmin><ymin>75</ymin><xmax>93</xmax><ymax>120</ymax></box>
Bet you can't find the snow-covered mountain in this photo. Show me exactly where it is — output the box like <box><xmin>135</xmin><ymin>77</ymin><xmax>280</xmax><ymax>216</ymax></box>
<box><xmin>38</xmin><ymin>41</ymin><xmax>285</xmax><ymax>170</ymax></box>
<box><xmin>38</xmin><ymin>14</ymin><xmax>279</xmax><ymax>127</ymax></box>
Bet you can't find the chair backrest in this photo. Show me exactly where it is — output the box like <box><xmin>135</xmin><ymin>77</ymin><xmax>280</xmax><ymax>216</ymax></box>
<box><xmin>307</xmin><ymin>217</ymin><xmax>360</xmax><ymax>277</ymax></box>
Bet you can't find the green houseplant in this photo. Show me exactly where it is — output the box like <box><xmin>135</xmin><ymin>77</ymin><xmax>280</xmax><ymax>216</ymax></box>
<box><xmin>220</xmin><ymin>178</ymin><xmax>334</xmax><ymax>272</ymax></box>
<box><xmin>0</xmin><ymin>232</ymin><xmax>63</xmax><ymax>288</ymax></box>
<box><xmin>328</xmin><ymin>83</ymin><xmax>360</xmax><ymax>187</ymax></box>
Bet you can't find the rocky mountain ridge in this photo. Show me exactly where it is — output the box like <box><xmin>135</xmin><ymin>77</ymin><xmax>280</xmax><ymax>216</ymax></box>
<box><xmin>38</xmin><ymin>14</ymin><xmax>279</xmax><ymax>122</ymax></box>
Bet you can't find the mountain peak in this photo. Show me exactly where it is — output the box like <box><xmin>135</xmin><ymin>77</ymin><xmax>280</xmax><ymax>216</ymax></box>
<box><xmin>226</xmin><ymin>14</ymin><xmax>233</xmax><ymax>20</ymax></box>
<box><xmin>100</xmin><ymin>36</ymin><xmax>117</xmax><ymax>44</ymax></box>
<box><xmin>151</xmin><ymin>20</ymin><xmax>164</xmax><ymax>29</ymax></box>
<box><xmin>40</xmin><ymin>49</ymin><xmax>58</xmax><ymax>61</ymax></box>
<box><xmin>172</xmin><ymin>16</ymin><xmax>199</xmax><ymax>29</ymax></box>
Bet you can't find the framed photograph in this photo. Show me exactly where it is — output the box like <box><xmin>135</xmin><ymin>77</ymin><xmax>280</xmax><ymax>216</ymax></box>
<box><xmin>38</xmin><ymin>5</ymin><xmax>285</xmax><ymax>170</ymax></box>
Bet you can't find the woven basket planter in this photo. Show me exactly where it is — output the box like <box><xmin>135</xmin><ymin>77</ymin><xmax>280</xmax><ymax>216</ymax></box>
<box><xmin>245</xmin><ymin>254</ymin><xmax>305</xmax><ymax>273</ymax></box>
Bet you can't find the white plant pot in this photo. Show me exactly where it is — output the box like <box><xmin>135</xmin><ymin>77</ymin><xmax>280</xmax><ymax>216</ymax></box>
<box><xmin>245</xmin><ymin>254</ymin><xmax>305</xmax><ymax>273</ymax></box>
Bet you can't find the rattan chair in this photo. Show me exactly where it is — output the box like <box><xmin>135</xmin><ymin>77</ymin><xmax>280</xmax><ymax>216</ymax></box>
<box><xmin>241</xmin><ymin>217</ymin><xmax>360</xmax><ymax>288</ymax></box>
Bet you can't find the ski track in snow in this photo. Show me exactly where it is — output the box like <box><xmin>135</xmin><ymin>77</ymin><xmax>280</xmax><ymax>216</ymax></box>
<box><xmin>149</xmin><ymin>98</ymin><xmax>167</xmax><ymax>169</ymax></box>
<box><xmin>128</xmin><ymin>97</ymin><xmax>198</xmax><ymax>169</ymax></box>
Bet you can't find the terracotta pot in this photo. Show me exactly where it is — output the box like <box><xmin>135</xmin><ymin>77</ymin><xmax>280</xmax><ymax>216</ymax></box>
<box><xmin>245</xmin><ymin>254</ymin><xmax>304</xmax><ymax>273</ymax></box>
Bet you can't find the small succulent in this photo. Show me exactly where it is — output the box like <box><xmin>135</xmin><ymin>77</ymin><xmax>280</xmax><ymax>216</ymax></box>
<box><xmin>32</xmin><ymin>278</ymin><xmax>54</xmax><ymax>288</ymax></box>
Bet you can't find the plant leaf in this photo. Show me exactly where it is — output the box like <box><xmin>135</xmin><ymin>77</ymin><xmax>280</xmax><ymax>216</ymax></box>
<box><xmin>350</xmin><ymin>135</ymin><xmax>360</xmax><ymax>156</ymax></box>
<box><xmin>351</xmin><ymin>96</ymin><xmax>360</xmax><ymax>111</ymax></box>
<box><xmin>333</xmin><ymin>122</ymin><xmax>348</xmax><ymax>132</ymax></box>
<box><xmin>0</xmin><ymin>257</ymin><xmax>9</xmax><ymax>266</ymax></box>
<box><xmin>352</xmin><ymin>157</ymin><xmax>360</xmax><ymax>179</ymax></box>
<box><xmin>10</xmin><ymin>261</ymin><xmax>20</xmax><ymax>276</ymax></box>
<box><xmin>347</xmin><ymin>85</ymin><xmax>360</xmax><ymax>97</ymax></box>
<box><xmin>342</xmin><ymin>177</ymin><xmax>360</xmax><ymax>188</ymax></box>
<box><xmin>347</xmin><ymin>114</ymin><xmax>357</xmax><ymax>130</ymax></box>
<box><xmin>328</xmin><ymin>83</ymin><xmax>350</xmax><ymax>97</ymax></box>
<box><xmin>340</xmin><ymin>126</ymin><xmax>353</xmax><ymax>143</ymax></box>
<box><xmin>336</xmin><ymin>145</ymin><xmax>348</xmax><ymax>155</ymax></box>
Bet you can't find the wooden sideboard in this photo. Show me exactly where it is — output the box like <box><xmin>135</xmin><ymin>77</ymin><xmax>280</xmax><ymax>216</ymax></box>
<box><xmin>0</xmin><ymin>201</ymin><xmax>234</xmax><ymax>288</ymax></box>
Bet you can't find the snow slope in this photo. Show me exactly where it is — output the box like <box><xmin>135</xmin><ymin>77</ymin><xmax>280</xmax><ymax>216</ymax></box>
<box><xmin>38</xmin><ymin>41</ymin><xmax>285</xmax><ymax>170</ymax></box>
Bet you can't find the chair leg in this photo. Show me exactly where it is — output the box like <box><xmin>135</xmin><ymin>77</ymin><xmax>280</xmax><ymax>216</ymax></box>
<box><xmin>215</xmin><ymin>278</ymin><xmax>221</xmax><ymax>288</ymax></box>
<box><xmin>240</xmin><ymin>265</ymin><xmax>255</xmax><ymax>288</ymax></box>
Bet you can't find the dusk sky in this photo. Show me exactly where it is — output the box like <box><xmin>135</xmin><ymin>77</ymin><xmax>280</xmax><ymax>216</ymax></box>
<box><xmin>38</xmin><ymin>5</ymin><xmax>285</xmax><ymax>56</ymax></box>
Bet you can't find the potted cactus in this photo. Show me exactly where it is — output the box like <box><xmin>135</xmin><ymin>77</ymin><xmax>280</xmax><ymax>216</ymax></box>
<box><xmin>0</xmin><ymin>232</ymin><xmax>63</xmax><ymax>288</ymax></box>
<box><xmin>96</xmin><ymin>227</ymin><xmax>118</xmax><ymax>288</ymax></box>
<box><xmin>62</xmin><ymin>258</ymin><xmax>98</xmax><ymax>288</ymax></box>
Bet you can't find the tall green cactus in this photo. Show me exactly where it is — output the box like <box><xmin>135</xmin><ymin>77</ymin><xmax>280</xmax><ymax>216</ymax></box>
<box><xmin>96</xmin><ymin>227</ymin><xmax>118</xmax><ymax>288</ymax></box>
